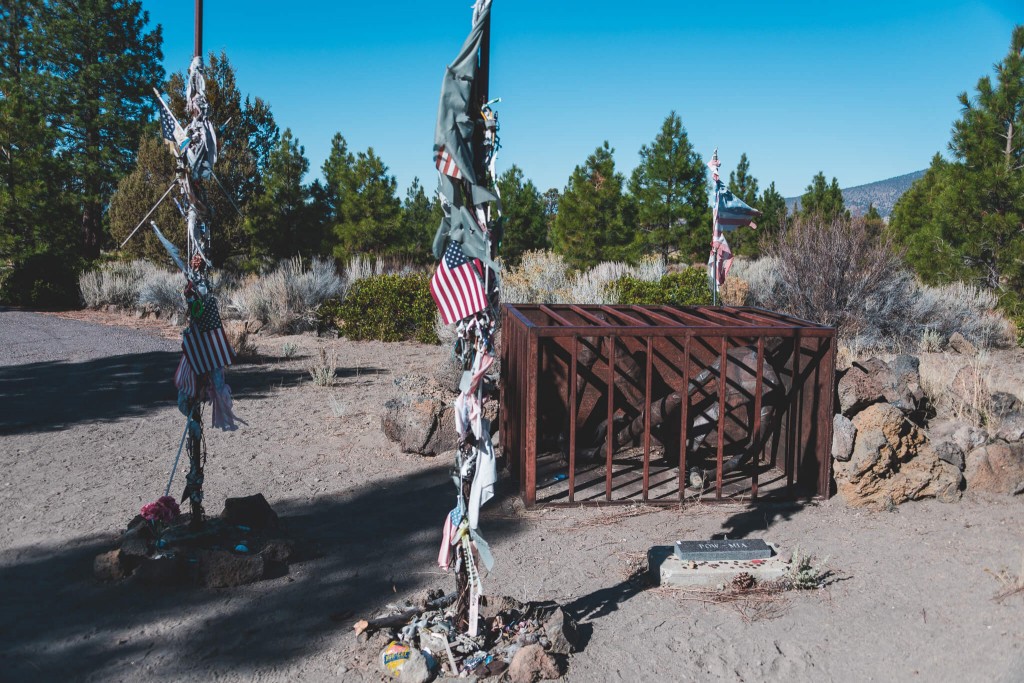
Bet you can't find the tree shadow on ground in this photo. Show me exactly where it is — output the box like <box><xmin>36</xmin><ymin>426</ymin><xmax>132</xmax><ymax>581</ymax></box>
<box><xmin>0</xmin><ymin>353</ymin><xmax>315</xmax><ymax>436</ymax></box>
<box><xmin>0</xmin><ymin>464</ymin><xmax>524</xmax><ymax>680</ymax></box>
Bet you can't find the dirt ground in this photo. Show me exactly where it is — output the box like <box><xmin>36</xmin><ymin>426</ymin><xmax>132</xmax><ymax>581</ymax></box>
<box><xmin>1</xmin><ymin>307</ymin><xmax>1022</xmax><ymax>682</ymax></box>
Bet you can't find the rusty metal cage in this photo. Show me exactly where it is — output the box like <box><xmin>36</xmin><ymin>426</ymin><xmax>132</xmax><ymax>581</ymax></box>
<box><xmin>500</xmin><ymin>304</ymin><xmax>836</xmax><ymax>507</ymax></box>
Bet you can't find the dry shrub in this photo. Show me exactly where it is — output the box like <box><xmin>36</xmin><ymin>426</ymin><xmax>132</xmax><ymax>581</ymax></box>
<box><xmin>223</xmin><ymin>320</ymin><xmax>259</xmax><ymax>362</ymax></box>
<box><xmin>226</xmin><ymin>256</ymin><xmax>344</xmax><ymax>333</ymax></box>
<box><xmin>502</xmin><ymin>250</ymin><xmax>568</xmax><ymax>304</ymax></box>
<box><xmin>911</xmin><ymin>282</ymin><xmax>1014</xmax><ymax>349</ymax></box>
<box><xmin>766</xmin><ymin>215</ymin><xmax>909</xmax><ymax>339</ymax></box>
<box><xmin>718</xmin><ymin>277</ymin><xmax>750</xmax><ymax>306</ymax></box>
<box><xmin>79</xmin><ymin>260</ymin><xmax>155</xmax><ymax>309</ymax></box>
<box><xmin>307</xmin><ymin>346</ymin><xmax>339</xmax><ymax>387</ymax></box>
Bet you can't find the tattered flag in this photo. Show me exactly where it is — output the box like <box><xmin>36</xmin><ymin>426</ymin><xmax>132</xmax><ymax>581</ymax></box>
<box><xmin>431</xmin><ymin>242</ymin><xmax>488</xmax><ymax>325</ymax></box>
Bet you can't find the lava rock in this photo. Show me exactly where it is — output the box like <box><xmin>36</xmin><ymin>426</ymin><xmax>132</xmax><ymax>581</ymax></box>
<box><xmin>832</xmin><ymin>414</ymin><xmax>856</xmax><ymax>462</ymax></box>
<box><xmin>133</xmin><ymin>556</ymin><xmax>184</xmax><ymax>585</ymax></box>
<box><xmin>397</xmin><ymin>648</ymin><xmax>432</xmax><ymax>683</ymax></box>
<box><xmin>259</xmin><ymin>539</ymin><xmax>294</xmax><ymax>563</ymax></box>
<box><xmin>995</xmin><ymin>412</ymin><xmax>1024</xmax><ymax>444</ymax></box>
<box><xmin>965</xmin><ymin>443</ymin><xmax>1024</xmax><ymax>495</ymax></box>
<box><xmin>222</xmin><ymin>493</ymin><xmax>279</xmax><ymax>531</ymax></box>
<box><xmin>120</xmin><ymin>524</ymin><xmax>154</xmax><ymax>559</ymax></box>
<box><xmin>948</xmin><ymin>332</ymin><xmax>977</xmax><ymax>356</ymax></box>
<box><xmin>833</xmin><ymin>403</ymin><xmax>962</xmax><ymax>508</ymax></box>
<box><xmin>382</xmin><ymin>396</ymin><xmax>459</xmax><ymax>456</ymax></box>
<box><xmin>542</xmin><ymin>607</ymin><xmax>579</xmax><ymax>655</ymax></box>
<box><xmin>508</xmin><ymin>644</ymin><xmax>560</xmax><ymax>683</ymax></box>
<box><xmin>93</xmin><ymin>550</ymin><xmax>129</xmax><ymax>581</ymax></box>
<box><xmin>193</xmin><ymin>548</ymin><xmax>265</xmax><ymax>588</ymax></box>
<box><xmin>837</xmin><ymin>365</ymin><xmax>885</xmax><ymax>417</ymax></box>
<box><xmin>990</xmin><ymin>392</ymin><xmax>1023</xmax><ymax>419</ymax></box>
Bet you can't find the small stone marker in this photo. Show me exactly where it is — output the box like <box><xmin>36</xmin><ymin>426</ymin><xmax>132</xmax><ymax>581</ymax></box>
<box><xmin>674</xmin><ymin>539</ymin><xmax>773</xmax><ymax>562</ymax></box>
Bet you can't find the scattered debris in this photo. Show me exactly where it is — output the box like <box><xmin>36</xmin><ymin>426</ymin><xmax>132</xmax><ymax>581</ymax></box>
<box><xmin>351</xmin><ymin>592</ymin><xmax>578</xmax><ymax>679</ymax></box>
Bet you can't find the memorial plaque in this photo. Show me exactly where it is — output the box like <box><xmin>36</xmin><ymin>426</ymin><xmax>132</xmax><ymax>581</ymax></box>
<box><xmin>674</xmin><ymin>539</ymin><xmax>773</xmax><ymax>561</ymax></box>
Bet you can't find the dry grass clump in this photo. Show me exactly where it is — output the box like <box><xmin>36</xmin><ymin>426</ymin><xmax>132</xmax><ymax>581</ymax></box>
<box><xmin>911</xmin><ymin>281</ymin><xmax>1015</xmax><ymax>349</ymax></box>
<box><xmin>223</xmin><ymin>320</ymin><xmax>259</xmax><ymax>362</ymax></box>
<box><xmin>226</xmin><ymin>256</ymin><xmax>343</xmax><ymax>334</ymax></box>
<box><xmin>307</xmin><ymin>346</ymin><xmax>339</xmax><ymax>387</ymax></box>
<box><xmin>987</xmin><ymin>552</ymin><xmax>1024</xmax><ymax>603</ymax></box>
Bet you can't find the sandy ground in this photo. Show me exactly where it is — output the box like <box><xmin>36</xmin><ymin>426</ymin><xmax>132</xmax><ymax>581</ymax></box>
<box><xmin>0</xmin><ymin>307</ymin><xmax>1022</xmax><ymax>682</ymax></box>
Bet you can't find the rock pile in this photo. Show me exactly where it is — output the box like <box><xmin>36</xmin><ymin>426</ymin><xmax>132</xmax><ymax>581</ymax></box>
<box><xmin>832</xmin><ymin>355</ymin><xmax>1024</xmax><ymax>507</ymax></box>
<box><xmin>94</xmin><ymin>493</ymin><xmax>294</xmax><ymax>587</ymax></box>
<box><xmin>354</xmin><ymin>593</ymin><xmax>579</xmax><ymax>681</ymax></box>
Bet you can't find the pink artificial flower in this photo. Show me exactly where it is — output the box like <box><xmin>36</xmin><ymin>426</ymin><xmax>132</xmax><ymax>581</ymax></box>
<box><xmin>140</xmin><ymin>496</ymin><xmax>181</xmax><ymax>523</ymax></box>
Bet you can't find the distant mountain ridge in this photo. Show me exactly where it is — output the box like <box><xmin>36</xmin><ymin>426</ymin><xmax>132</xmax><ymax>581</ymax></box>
<box><xmin>785</xmin><ymin>170</ymin><xmax>926</xmax><ymax>218</ymax></box>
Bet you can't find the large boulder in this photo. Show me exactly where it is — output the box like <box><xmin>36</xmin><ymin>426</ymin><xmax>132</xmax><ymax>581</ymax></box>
<box><xmin>381</xmin><ymin>396</ymin><xmax>458</xmax><ymax>456</ymax></box>
<box><xmin>837</xmin><ymin>366</ymin><xmax>885</xmax><ymax>417</ymax></box>
<box><xmin>948</xmin><ymin>332</ymin><xmax>977</xmax><ymax>356</ymax></box>
<box><xmin>833</xmin><ymin>403</ymin><xmax>962</xmax><ymax>508</ymax></box>
<box><xmin>964</xmin><ymin>443</ymin><xmax>1024</xmax><ymax>496</ymax></box>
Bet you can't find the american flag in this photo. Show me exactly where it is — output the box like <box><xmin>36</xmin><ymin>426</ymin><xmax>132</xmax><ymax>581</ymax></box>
<box><xmin>174</xmin><ymin>355</ymin><xmax>198</xmax><ymax>398</ymax></box>
<box><xmin>181</xmin><ymin>296</ymin><xmax>235</xmax><ymax>374</ymax></box>
<box><xmin>431</xmin><ymin>241</ymin><xmax>488</xmax><ymax>325</ymax></box>
<box><xmin>708</xmin><ymin>233</ymin><xmax>733</xmax><ymax>286</ymax></box>
<box><xmin>435</xmin><ymin>146</ymin><xmax>463</xmax><ymax>180</ymax></box>
<box><xmin>159</xmin><ymin>103</ymin><xmax>178</xmax><ymax>144</ymax></box>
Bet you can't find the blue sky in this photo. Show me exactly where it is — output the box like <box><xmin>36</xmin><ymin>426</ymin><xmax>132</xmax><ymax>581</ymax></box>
<box><xmin>142</xmin><ymin>1</ymin><xmax>1018</xmax><ymax>198</ymax></box>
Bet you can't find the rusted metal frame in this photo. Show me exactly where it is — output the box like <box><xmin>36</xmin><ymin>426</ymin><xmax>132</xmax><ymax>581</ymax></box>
<box><xmin>625</xmin><ymin>305</ymin><xmax>689</xmax><ymax>328</ymax></box>
<box><xmin>538</xmin><ymin>304</ymin><xmax>575</xmax><ymax>328</ymax></box>
<box><xmin>786</xmin><ymin>330</ymin><xmax>801</xmax><ymax>494</ymax></box>
<box><xmin>500</xmin><ymin>307</ymin><xmax>510</xmax><ymax>477</ymax></box>
<box><xmin>506</xmin><ymin>304</ymin><xmax>539</xmax><ymax>331</ymax></box>
<box><xmin>518</xmin><ymin>323</ymin><xmax>529</xmax><ymax>501</ymax></box>
<box><xmin>751</xmin><ymin>336</ymin><xmax>765</xmax><ymax>500</ymax></box>
<box><xmin>605</xmin><ymin>335</ymin><xmax>616</xmax><ymax>501</ymax></box>
<box><xmin>679</xmin><ymin>334</ymin><xmax>692</xmax><ymax>500</ymax></box>
<box><xmin>716</xmin><ymin>336</ymin><xmax>728</xmax><ymax>500</ymax></box>
<box><xmin>567</xmin><ymin>305</ymin><xmax>614</xmax><ymax>327</ymax></box>
<box><xmin>533</xmin><ymin>324</ymin><xmax>786</xmax><ymax>338</ymax></box>
<box><xmin>728</xmin><ymin>307</ymin><xmax>806</xmax><ymax>330</ymax></box>
<box><xmin>693</xmin><ymin>306</ymin><xmax>767</xmax><ymax>328</ymax></box>
<box><xmin>525</xmin><ymin>328</ymin><xmax>539</xmax><ymax>506</ymax></box>
<box><xmin>569</xmin><ymin>335</ymin><xmax>578</xmax><ymax>503</ymax></box>
<box><xmin>599</xmin><ymin>305</ymin><xmax>652</xmax><ymax>327</ymax></box>
<box><xmin>740</xmin><ymin>306</ymin><xmax>834</xmax><ymax>331</ymax></box>
<box><xmin>642</xmin><ymin>336</ymin><xmax>653</xmax><ymax>502</ymax></box>
<box><xmin>654</xmin><ymin>306</ymin><xmax>729</xmax><ymax>327</ymax></box>
<box><xmin>818</xmin><ymin>335</ymin><xmax>837</xmax><ymax>498</ymax></box>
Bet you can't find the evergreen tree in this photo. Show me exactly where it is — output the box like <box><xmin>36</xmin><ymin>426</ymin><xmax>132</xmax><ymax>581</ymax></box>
<box><xmin>757</xmin><ymin>182</ymin><xmax>788</xmax><ymax>238</ymax></box>
<box><xmin>628</xmin><ymin>113</ymin><xmax>708</xmax><ymax>260</ymax></box>
<box><xmin>330</xmin><ymin>146</ymin><xmax>403</xmax><ymax>262</ymax></box>
<box><xmin>800</xmin><ymin>172</ymin><xmax>849</xmax><ymax>220</ymax></box>
<box><xmin>728</xmin><ymin>153</ymin><xmax>759</xmax><ymax>204</ymax></box>
<box><xmin>552</xmin><ymin>142</ymin><xmax>634</xmax><ymax>269</ymax></box>
<box><xmin>106</xmin><ymin>131</ymin><xmax>179</xmax><ymax>263</ymax></box>
<box><xmin>42</xmin><ymin>0</ymin><xmax>164</xmax><ymax>259</ymax></box>
<box><xmin>890</xmin><ymin>26</ymin><xmax>1024</xmax><ymax>314</ymax></box>
<box><xmin>400</xmin><ymin>177</ymin><xmax>436</xmax><ymax>263</ymax></box>
<box><xmin>1</xmin><ymin>0</ymin><xmax>75</xmax><ymax>264</ymax></box>
<box><xmin>864</xmin><ymin>202</ymin><xmax>885</xmax><ymax>237</ymax></box>
<box><xmin>243</xmin><ymin>129</ymin><xmax>319</xmax><ymax>262</ymax></box>
<box><xmin>726</xmin><ymin>152</ymin><xmax>761</xmax><ymax>256</ymax></box>
<box><xmin>496</xmin><ymin>165</ymin><xmax>548</xmax><ymax>265</ymax></box>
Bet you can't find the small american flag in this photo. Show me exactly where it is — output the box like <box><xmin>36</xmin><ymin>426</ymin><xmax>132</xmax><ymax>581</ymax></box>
<box><xmin>182</xmin><ymin>296</ymin><xmax>235</xmax><ymax>374</ymax></box>
<box><xmin>160</xmin><ymin>103</ymin><xmax>178</xmax><ymax>143</ymax></box>
<box><xmin>435</xmin><ymin>146</ymin><xmax>463</xmax><ymax>179</ymax></box>
<box><xmin>431</xmin><ymin>242</ymin><xmax>488</xmax><ymax>325</ymax></box>
<box><xmin>174</xmin><ymin>355</ymin><xmax>198</xmax><ymax>398</ymax></box>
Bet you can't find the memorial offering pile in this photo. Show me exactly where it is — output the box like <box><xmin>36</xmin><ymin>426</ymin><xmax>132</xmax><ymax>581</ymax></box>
<box><xmin>353</xmin><ymin>592</ymin><xmax>580</xmax><ymax>682</ymax></box>
<box><xmin>93</xmin><ymin>494</ymin><xmax>295</xmax><ymax>588</ymax></box>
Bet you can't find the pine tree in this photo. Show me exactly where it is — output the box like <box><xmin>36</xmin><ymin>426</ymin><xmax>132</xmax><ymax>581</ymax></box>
<box><xmin>400</xmin><ymin>177</ymin><xmax>437</xmax><ymax>263</ymax></box>
<box><xmin>243</xmin><ymin>129</ymin><xmax>319</xmax><ymax>262</ymax></box>
<box><xmin>330</xmin><ymin>146</ymin><xmax>403</xmax><ymax>261</ymax></box>
<box><xmin>496</xmin><ymin>165</ymin><xmax>548</xmax><ymax>265</ymax></box>
<box><xmin>42</xmin><ymin>0</ymin><xmax>164</xmax><ymax>259</ymax></box>
<box><xmin>757</xmin><ymin>182</ymin><xmax>788</xmax><ymax>238</ymax></box>
<box><xmin>728</xmin><ymin>153</ymin><xmax>759</xmax><ymax>204</ymax></box>
<box><xmin>726</xmin><ymin>152</ymin><xmax>760</xmax><ymax>256</ymax></box>
<box><xmin>800</xmin><ymin>172</ymin><xmax>849</xmax><ymax>220</ymax></box>
<box><xmin>552</xmin><ymin>142</ymin><xmax>633</xmax><ymax>269</ymax></box>
<box><xmin>628</xmin><ymin>113</ymin><xmax>708</xmax><ymax>260</ymax></box>
<box><xmin>890</xmin><ymin>26</ymin><xmax>1024</xmax><ymax>314</ymax></box>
